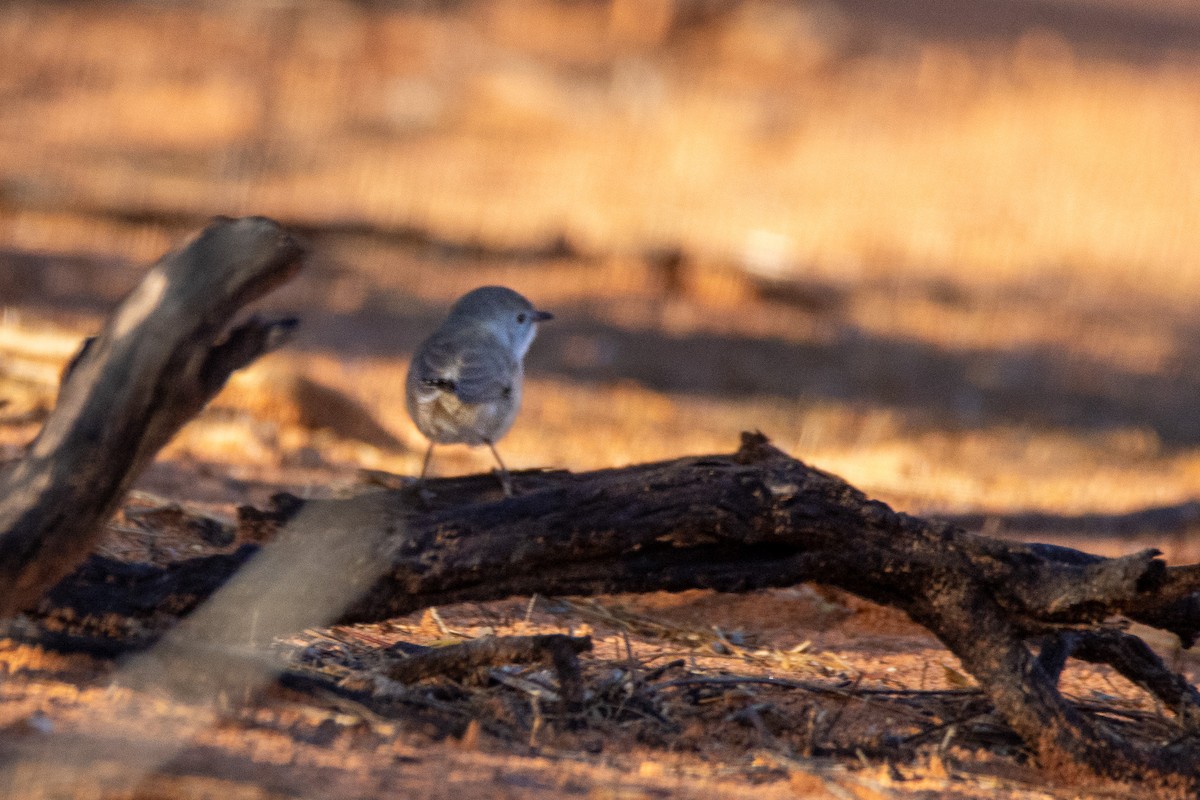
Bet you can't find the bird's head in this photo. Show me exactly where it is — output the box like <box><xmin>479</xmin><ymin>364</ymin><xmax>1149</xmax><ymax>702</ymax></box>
<box><xmin>448</xmin><ymin>285</ymin><xmax>553</xmax><ymax>358</ymax></box>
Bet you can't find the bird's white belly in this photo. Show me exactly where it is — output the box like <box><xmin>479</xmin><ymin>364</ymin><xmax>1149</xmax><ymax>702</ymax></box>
<box><xmin>412</xmin><ymin>387</ymin><xmax>519</xmax><ymax>445</ymax></box>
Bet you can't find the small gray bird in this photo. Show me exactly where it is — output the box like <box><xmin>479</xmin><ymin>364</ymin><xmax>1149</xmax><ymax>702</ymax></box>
<box><xmin>406</xmin><ymin>286</ymin><xmax>553</xmax><ymax>495</ymax></box>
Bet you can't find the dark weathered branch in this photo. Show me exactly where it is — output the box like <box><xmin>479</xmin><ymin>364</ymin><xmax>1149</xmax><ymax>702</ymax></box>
<box><xmin>33</xmin><ymin>434</ymin><xmax>1200</xmax><ymax>784</ymax></box>
<box><xmin>1069</xmin><ymin>629</ymin><xmax>1200</xmax><ymax>731</ymax></box>
<box><xmin>385</xmin><ymin>634</ymin><xmax>591</xmax><ymax>685</ymax></box>
<box><xmin>377</xmin><ymin>634</ymin><xmax>592</xmax><ymax>708</ymax></box>
<box><xmin>0</xmin><ymin>217</ymin><xmax>304</xmax><ymax>616</ymax></box>
<box><xmin>942</xmin><ymin>501</ymin><xmax>1200</xmax><ymax>543</ymax></box>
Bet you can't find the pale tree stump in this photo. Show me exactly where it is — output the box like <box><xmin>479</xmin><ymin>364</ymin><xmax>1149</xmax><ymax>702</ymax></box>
<box><xmin>0</xmin><ymin>216</ymin><xmax>304</xmax><ymax>615</ymax></box>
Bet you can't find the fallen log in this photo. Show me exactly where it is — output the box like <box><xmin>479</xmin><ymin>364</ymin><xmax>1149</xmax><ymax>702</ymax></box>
<box><xmin>36</xmin><ymin>436</ymin><xmax>1200</xmax><ymax>785</ymax></box>
<box><xmin>0</xmin><ymin>216</ymin><xmax>305</xmax><ymax>616</ymax></box>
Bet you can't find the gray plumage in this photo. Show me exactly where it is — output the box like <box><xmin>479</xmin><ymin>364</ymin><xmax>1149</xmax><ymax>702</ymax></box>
<box><xmin>406</xmin><ymin>286</ymin><xmax>552</xmax><ymax>492</ymax></box>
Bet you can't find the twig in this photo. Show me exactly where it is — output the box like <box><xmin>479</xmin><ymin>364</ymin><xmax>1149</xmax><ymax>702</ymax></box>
<box><xmin>657</xmin><ymin>674</ymin><xmax>980</xmax><ymax>699</ymax></box>
<box><xmin>386</xmin><ymin>634</ymin><xmax>592</xmax><ymax>708</ymax></box>
<box><xmin>818</xmin><ymin>674</ymin><xmax>862</xmax><ymax>746</ymax></box>
<box><xmin>279</xmin><ymin>666</ymin><xmax>515</xmax><ymax>739</ymax></box>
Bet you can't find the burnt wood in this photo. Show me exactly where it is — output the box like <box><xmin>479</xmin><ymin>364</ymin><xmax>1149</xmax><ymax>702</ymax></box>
<box><xmin>34</xmin><ymin>436</ymin><xmax>1200</xmax><ymax>784</ymax></box>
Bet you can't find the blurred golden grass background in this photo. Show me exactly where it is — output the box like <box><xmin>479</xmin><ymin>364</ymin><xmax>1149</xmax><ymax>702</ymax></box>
<box><xmin>3</xmin><ymin>0</ymin><xmax>1200</xmax><ymax>538</ymax></box>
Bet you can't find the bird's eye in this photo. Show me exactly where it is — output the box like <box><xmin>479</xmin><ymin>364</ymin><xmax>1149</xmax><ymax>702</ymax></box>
<box><xmin>517</xmin><ymin>313</ymin><xmax>527</xmax><ymax>324</ymax></box>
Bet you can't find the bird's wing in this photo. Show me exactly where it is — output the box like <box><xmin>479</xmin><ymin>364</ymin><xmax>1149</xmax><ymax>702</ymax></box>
<box><xmin>413</xmin><ymin>330</ymin><xmax>516</xmax><ymax>404</ymax></box>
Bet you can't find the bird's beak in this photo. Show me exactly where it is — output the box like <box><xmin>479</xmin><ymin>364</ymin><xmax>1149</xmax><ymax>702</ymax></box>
<box><xmin>533</xmin><ymin>310</ymin><xmax>554</xmax><ymax>322</ymax></box>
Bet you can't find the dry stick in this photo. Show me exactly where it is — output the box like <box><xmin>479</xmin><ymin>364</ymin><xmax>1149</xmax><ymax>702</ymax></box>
<box><xmin>658</xmin><ymin>675</ymin><xmax>979</xmax><ymax>700</ymax></box>
<box><xmin>0</xmin><ymin>216</ymin><xmax>304</xmax><ymax>616</ymax></box>
<box><xmin>940</xmin><ymin>502</ymin><xmax>1200</xmax><ymax>544</ymax></box>
<box><xmin>1067</xmin><ymin>629</ymin><xmax>1200</xmax><ymax>731</ymax></box>
<box><xmin>908</xmin><ymin>580</ymin><xmax>1200</xmax><ymax>783</ymax></box>
<box><xmin>279</xmin><ymin>666</ymin><xmax>517</xmax><ymax>741</ymax></box>
<box><xmin>664</xmin><ymin>674</ymin><xmax>992</xmax><ymax>749</ymax></box>
<box><xmin>386</xmin><ymin>633</ymin><xmax>592</xmax><ymax>708</ymax></box>
<box><xmin>817</xmin><ymin>674</ymin><xmax>862</xmax><ymax>749</ymax></box>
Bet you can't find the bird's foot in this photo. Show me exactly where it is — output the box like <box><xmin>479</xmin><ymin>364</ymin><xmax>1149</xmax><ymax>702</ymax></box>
<box><xmin>493</xmin><ymin>469</ymin><xmax>515</xmax><ymax>498</ymax></box>
<box><xmin>403</xmin><ymin>479</ymin><xmax>437</xmax><ymax>508</ymax></box>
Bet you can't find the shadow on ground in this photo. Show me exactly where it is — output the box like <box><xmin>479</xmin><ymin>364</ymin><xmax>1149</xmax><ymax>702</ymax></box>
<box><xmin>9</xmin><ymin>243</ymin><xmax>1200</xmax><ymax>448</ymax></box>
<box><xmin>829</xmin><ymin>0</ymin><xmax>1200</xmax><ymax>62</ymax></box>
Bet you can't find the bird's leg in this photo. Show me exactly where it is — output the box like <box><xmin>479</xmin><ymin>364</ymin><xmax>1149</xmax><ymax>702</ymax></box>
<box><xmin>411</xmin><ymin>443</ymin><xmax>438</xmax><ymax>505</ymax></box>
<box><xmin>418</xmin><ymin>442</ymin><xmax>436</xmax><ymax>481</ymax></box>
<box><xmin>486</xmin><ymin>441</ymin><xmax>514</xmax><ymax>497</ymax></box>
